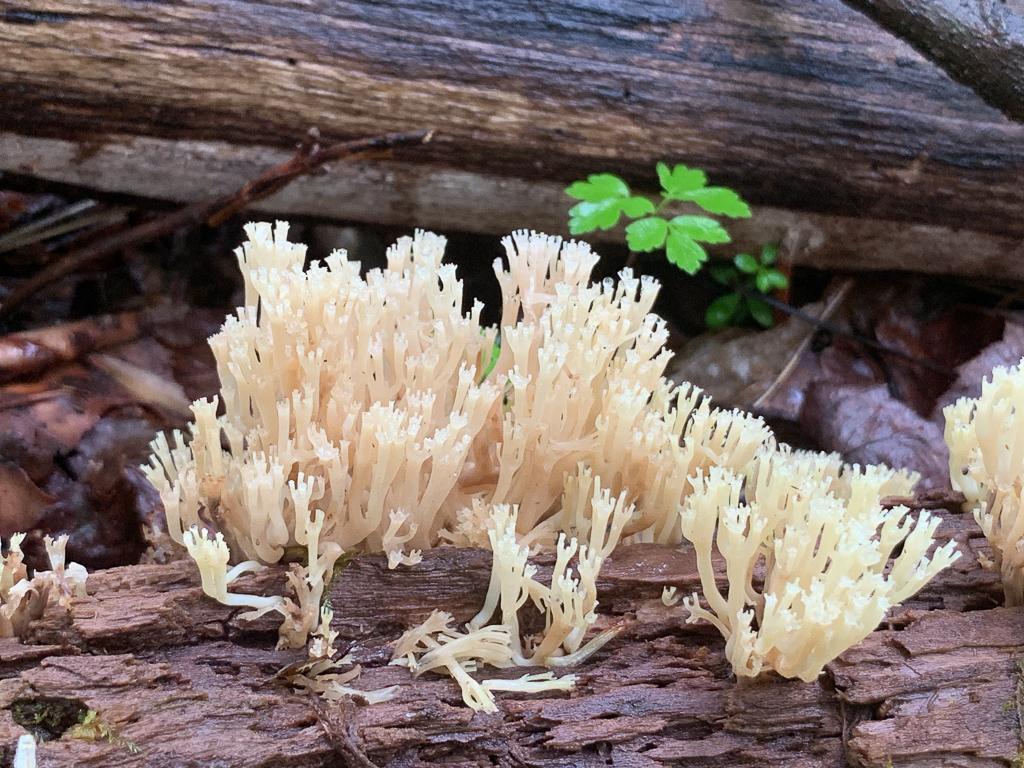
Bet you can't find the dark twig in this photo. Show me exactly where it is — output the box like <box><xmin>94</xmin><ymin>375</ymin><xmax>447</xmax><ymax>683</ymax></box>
<box><xmin>753</xmin><ymin>278</ymin><xmax>855</xmax><ymax>410</ymax></box>
<box><xmin>0</xmin><ymin>129</ymin><xmax>433</xmax><ymax>318</ymax></box>
<box><xmin>734</xmin><ymin>283</ymin><xmax>951</xmax><ymax>376</ymax></box>
<box><xmin>881</xmin><ymin>488</ymin><xmax>966</xmax><ymax>511</ymax></box>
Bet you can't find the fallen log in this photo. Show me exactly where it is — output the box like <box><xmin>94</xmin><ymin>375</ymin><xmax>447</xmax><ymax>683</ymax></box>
<box><xmin>1</xmin><ymin>0</ymin><xmax>1023</xmax><ymax>261</ymax></box>
<box><xmin>5</xmin><ymin>135</ymin><xmax>1024</xmax><ymax>282</ymax></box>
<box><xmin>843</xmin><ymin>0</ymin><xmax>1024</xmax><ymax>123</ymax></box>
<box><xmin>0</xmin><ymin>508</ymin><xmax>1015</xmax><ymax>767</ymax></box>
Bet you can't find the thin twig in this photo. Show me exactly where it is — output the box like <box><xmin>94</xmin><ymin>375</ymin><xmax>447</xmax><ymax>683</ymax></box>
<box><xmin>752</xmin><ymin>278</ymin><xmax>855</xmax><ymax>409</ymax></box>
<box><xmin>880</xmin><ymin>488</ymin><xmax>966</xmax><ymax>511</ymax></box>
<box><xmin>0</xmin><ymin>129</ymin><xmax>433</xmax><ymax>318</ymax></box>
<box><xmin>737</xmin><ymin>283</ymin><xmax>951</xmax><ymax>376</ymax></box>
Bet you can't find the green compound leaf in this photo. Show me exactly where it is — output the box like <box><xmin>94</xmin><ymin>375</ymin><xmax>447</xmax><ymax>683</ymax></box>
<box><xmin>670</xmin><ymin>215</ymin><xmax>731</xmax><ymax>244</ymax></box>
<box><xmin>760</xmin><ymin>242</ymin><xmax>779</xmax><ymax>265</ymax></box>
<box><xmin>747</xmin><ymin>296</ymin><xmax>774</xmax><ymax>327</ymax></box>
<box><xmin>665</xmin><ymin>228</ymin><xmax>708</xmax><ymax>274</ymax></box>
<box><xmin>657</xmin><ymin>162</ymin><xmax>708</xmax><ymax>199</ymax></box>
<box><xmin>625</xmin><ymin>216</ymin><xmax>669</xmax><ymax>251</ymax></box>
<box><xmin>681</xmin><ymin>187</ymin><xmax>751</xmax><ymax>218</ymax></box>
<box><xmin>706</xmin><ymin>292</ymin><xmax>741</xmax><ymax>328</ymax></box>
<box><xmin>733</xmin><ymin>252</ymin><xmax>759</xmax><ymax>274</ymax></box>
<box><xmin>566</xmin><ymin>173</ymin><xmax>630</xmax><ymax>202</ymax></box>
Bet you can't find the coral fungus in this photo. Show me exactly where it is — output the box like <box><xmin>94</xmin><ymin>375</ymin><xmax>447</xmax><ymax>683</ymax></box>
<box><xmin>144</xmin><ymin>223</ymin><xmax>958</xmax><ymax>705</ymax></box>
<box><xmin>945</xmin><ymin>358</ymin><xmax>1024</xmax><ymax>604</ymax></box>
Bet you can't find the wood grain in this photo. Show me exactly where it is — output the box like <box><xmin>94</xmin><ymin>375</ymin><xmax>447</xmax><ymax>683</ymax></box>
<box><xmin>5</xmin><ymin>133</ymin><xmax>1024</xmax><ymax>280</ymax></box>
<box><xmin>0</xmin><ymin>0</ymin><xmax>1022</xmax><ymax>238</ymax></box>
<box><xmin>0</xmin><ymin>508</ymin><xmax>1016</xmax><ymax>767</ymax></box>
<box><xmin>844</xmin><ymin>0</ymin><xmax>1024</xmax><ymax>122</ymax></box>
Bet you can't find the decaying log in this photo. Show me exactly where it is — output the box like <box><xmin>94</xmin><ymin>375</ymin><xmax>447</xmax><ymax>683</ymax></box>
<box><xmin>0</xmin><ymin>508</ymin><xmax>1017</xmax><ymax>767</ymax></box>
<box><xmin>6</xmin><ymin>135</ymin><xmax>1024</xmax><ymax>282</ymax></box>
<box><xmin>0</xmin><ymin>130</ymin><xmax>430</xmax><ymax>317</ymax></box>
<box><xmin>1</xmin><ymin>0</ymin><xmax>1024</xmax><ymax>263</ymax></box>
<box><xmin>843</xmin><ymin>0</ymin><xmax>1024</xmax><ymax>123</ymax></box>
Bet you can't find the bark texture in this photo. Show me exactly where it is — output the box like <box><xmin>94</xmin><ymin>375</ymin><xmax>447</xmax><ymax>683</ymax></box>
<box><xmin>1</xmin><ymin>0</ymin><xmax>1023</xmax><ymax>243</ymax></box>
<box><xmin>0</xmin><ymin>508</ymin><xmax>1018</xmax><ymax>767</ymax></box>
<box><xmin>844</xmin><ymin>0</ymin><xmax>1024</xmax><ymax>123</ymax></box>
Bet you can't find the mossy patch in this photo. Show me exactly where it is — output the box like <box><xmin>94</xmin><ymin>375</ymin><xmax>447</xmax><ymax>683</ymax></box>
<box><xmin>67</xmin><ymin>709</ymin><xmax>140</xmax><ymax>754</ymax></box>
<box><xmin>9</xmin><ymin>699</ymin><xmax>138</xmax><ymax>753</ymax></box>
<box><xmin>9</xmin><ymin>697</ymin><xmax>88</xmax><ymax>741</ymax></box>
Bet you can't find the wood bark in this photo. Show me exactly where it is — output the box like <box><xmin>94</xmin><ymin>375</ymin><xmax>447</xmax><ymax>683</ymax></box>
<box><xmin>843</xmin><ymin>0</ymin><xmax>1024</xmax><ymax>123</ymax></box>
<box><xmin>1</xmin><ymin>0</ymin><xmax>1023</xmax><ymax>255</ymax></box>
<box><xmin>0</xmin><ymin>508</ymin><xmax>1019</xmax><ymax>767</ymax></box>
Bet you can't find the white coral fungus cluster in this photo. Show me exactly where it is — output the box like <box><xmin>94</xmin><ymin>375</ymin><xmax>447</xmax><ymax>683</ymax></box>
<box><xmin>945</xmin><ymin>358</ymin><xmax>1024</xmax><ymax>604</ymax></box>
<box><xmin>286</xmin><ymin>605</ymin><xmax>398</xmax><ymax>704</ymax></box>
<box><xmin>143</xmin><ymin>224</ymin><xmax>769</xmax><ymax>639</ymax></box>
<box><xmin>1</xmin><ymin>533</ymin><xmax>87</xmax><ymax>638</ymax></box>
<box><xmin>142</xmin><ymin>223</ymin><xmax>958</xmax><ymax>706</ymax></box>
<box><xmin>672</xmin><ymin>449</ymin><xmax>956</xmax><ymax>681</ymax></box>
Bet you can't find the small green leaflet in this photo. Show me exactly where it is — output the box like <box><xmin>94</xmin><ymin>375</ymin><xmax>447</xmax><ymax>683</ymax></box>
<box><xmin>756</xmin><ymin>268</ymin><xmax>788</xmax><ymax>293</ymax></box>
<box><xmin>661</xmin><ymin>215</ymin><xmax>732</xmax><ymax>273</ymax></box>
<box><xmin>566</xmin><ymin>173</ymin><xmax>629</xmax><ymax>202</ymax></box>
<box><xmin>624</xmin><ymin>217</ymin><xmax>668</xmax><ymax>251</ymax></box>
<box><xmin>746</xmin><ymin>297</ymin><xmax>774</xmax><ymax>327</ymax></box>
<box><xmin>665</xmin><ymin>228</ymin><xmax>708</xmax><ymax>273</ymax></box>
<box><xmin>705</xmin><ymin>293</ymin><xmax>741</xmax><ymax>328</ymax></box>
<box><xmin>681</xmin><ymin>187</ymin><xmax>751</xmax><ymax>218</ymax></box>
<box><xmin>657</xmin><ymin>163</ymin><xmax>751</xmax><ymax>218</ymax></box>
<box><xmin>733</xmin><ymin>253</ymin><xmax>759</xmax><ymax>274</ymax></box>
<box><xmin>566</xmin><ymin>173</ymin><xmax>655</xmax><ymax>234</ymax></box>
<box><xmin>657</xmin><ymin>162</ymin><xmax>706</xmax><ymax>199</ymax></box>
<box><xmin>671</xmin><ymin>215</ymin><xmax>731</xmax><ymax>244</ymax></box>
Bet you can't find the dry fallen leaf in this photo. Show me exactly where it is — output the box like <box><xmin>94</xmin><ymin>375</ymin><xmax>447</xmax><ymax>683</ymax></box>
<box><xmin>800</xmin><ymin>383</ymin><xmax>948</xmax><ymax>489</ymax></box>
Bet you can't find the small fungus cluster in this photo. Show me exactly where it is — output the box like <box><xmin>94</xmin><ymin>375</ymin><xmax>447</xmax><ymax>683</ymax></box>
<box><xmin>1</xmin><ymin>533</ymin><xmax>87</xmax><ymax>638</ymax></box>
<box><xmin>142</xmin><ymin>223</ymin><xmax>960</xmax><ymax>707</ymax></box>
<box><xmin>945</xmin><ymin>358</ymin><xmax>1024</xmax><ymax>604</ymax></box>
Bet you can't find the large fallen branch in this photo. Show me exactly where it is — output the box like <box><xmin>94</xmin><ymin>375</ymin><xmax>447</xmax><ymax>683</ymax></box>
<box><xmin>843</xmin><ymin>0</ymin><xmax>1024</xmax><ymax>123</ymax></box>
<box><xmin>1</xmin><ymin>0</ymin><xmax>1023</xmax><ymax>249</ymax></box>
<box><xmin>0</xmin><ymin>509</ymin><xmax>1015</xmax><ymax>767</ymax></box>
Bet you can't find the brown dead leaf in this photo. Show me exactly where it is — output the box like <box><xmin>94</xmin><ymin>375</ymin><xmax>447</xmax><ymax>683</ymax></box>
<box><xmin>932</xmin><ymin>321</ymin><xmax>1024</xmax><ymax>422</ymax></box>
<box><xmin>874</xmin><ymin>301</ymin><xmax>1003</xmax><ymax>416</ymax></box>
<box><xmin>667</xmin><ymin>301</ymin><xmax>825</xmax><ymax>417</ymax></box>
<box><xmin>800</xmin><ymin>383</ymin><xmax>948</xmax><ymax>489</ymax></box>
<box><xmin>0</xmin><ymin>461</ymin><xmax>53</xmax><ymax>536</ymax></box>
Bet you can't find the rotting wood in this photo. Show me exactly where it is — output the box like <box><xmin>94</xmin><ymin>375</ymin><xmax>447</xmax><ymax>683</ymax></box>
<box><xmin>0</xmin><ymin>507</ymin><xmax>1016</xmax><ymax>767</ymax></box>
<box><xmin>1</xmin><ymin>0</ymin><xmax>1023</xmax><ymax>242</ymax></box>
<box><xmin>843</xmin><ymin>0</ymin><xmax>1024</xmax><ymax>123</ymax></box>
<box><xmin>0</xmin><ymin>130</ymin><xmax>431</xmax><ymax>318</ymax></box>
<box><xmin>5</xmin><ymin>135</ymin><xmax>1023</xmax><ymax>282</ymax></box>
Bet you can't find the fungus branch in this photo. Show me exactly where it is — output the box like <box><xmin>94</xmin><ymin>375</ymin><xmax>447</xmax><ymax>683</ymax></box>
<box><xmin>677</xmin><ymin>451</ymin><xmax>957</xmax><ymax>681</ymax></box>
<box><xmin>944</xmin><ymin>358</ymin><xmax>1024</xmax><ymax>604</ymax></box>
<box><xmin>1</xmin><ymin>533</ymin><xmax>88</xmax><ymax>638</ymax></box>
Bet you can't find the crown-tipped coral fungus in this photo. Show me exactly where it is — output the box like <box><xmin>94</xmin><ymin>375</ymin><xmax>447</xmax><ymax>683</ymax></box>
<box><xmin>672</xmin><ymin>450</ymin><xmax>957</xmax><ymax>681</ymax></box>
<box><xmin>143</xmin><ymin>222</ymin><xmax>958</xmax><ymax>707</ymax></box>
<box><xmin>1</xmin><ymin>533</ymin><xmax>88</xmax><ymax>638</ymax></box>
<box><xmin>944</xmin><ymin>358</ymin><xmax>1024</xmax><ymax>604</ymax></box>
